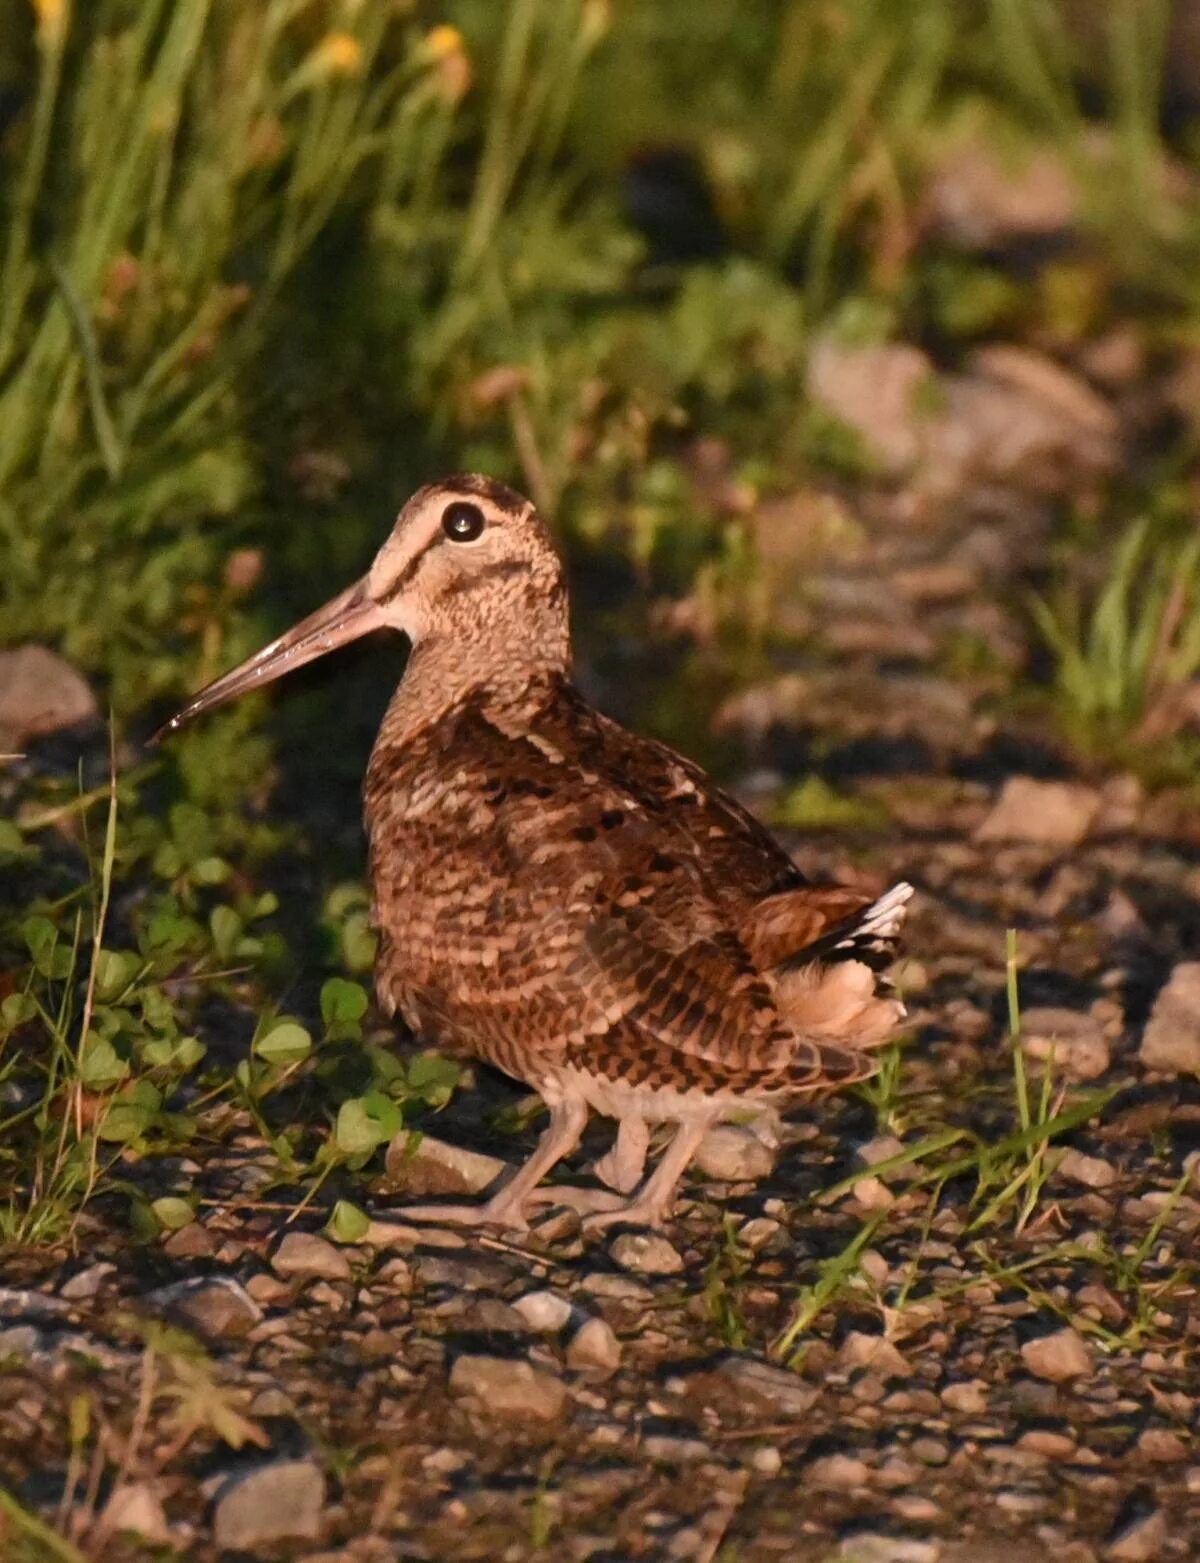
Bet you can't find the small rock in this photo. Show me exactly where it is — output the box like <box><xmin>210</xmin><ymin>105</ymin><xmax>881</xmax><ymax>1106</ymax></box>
<box><xmin>808</xmin><ymin>1453</ymin><xmax>870</xmax><ymax>1488</ymax></box>
<box><xmin>272</xmin><ymin>1231</ymin><xmax>351</xmax><ymax>1283</ymax></box>
<box><xmin>752</xmin><ymin>1445</ymin><xmax>782</xmax><ymax>1475</ymax></box>
<box><xmin>100</xmin><ymin>1481</ymin><xmax>170</xmax><ymax>1543</ymax></box>
<box><xmin>385</xmin><ymin>1131</ymin><xmax>506</xmax><ymax>1195</ymax></box>
<box><xmin>976</xmin><ymin>777</ymin><xmax>1101</xmax><ymax>846</ymax></box>
<box><xmin>1056</xmin><ymin>1149</ymin><xmax>1118</xmax><ymax>1189</ymax></box>
<box><xmin>148</xmin><ymin>1278</ymin><xmax>262</xmax><ymax>1342</ymax></box>
<box><xmin>893</xmin><ymin>1496</ymin><xmax>941</xmax><ymax>1522</ymax></box>
<box><xmin>924</xmin><ymin>135</ymin><xmax>1078</xmax><ymax>248</ymax></box>
<box><xmin>513</xmin><ymin>1290</ymin><xmax>572</xmax><ymax>1333</ymax></box>
<box><xmin>1021</xmin><ymin>1326</ymin><xmax>1093</xmax><ymax>1382</ymax></box>
<box><xmin>807</xmin><ymin>336</ymin><xmax>934</xmax><ymax>476</ymax></box>
<box><xmin>1017</xmin><ymin>1429</ymin><xmax>1077</xmax><ymax>1458</ymax></box>
<box><xmin>839</xmin><ymin>1332</ymin><xmax>912</xmax><ymax>1378</ymax></box>
<box><xmin>162</xmin><ymin>1221</ymin><xmax>216</xmax><ymax>1260</ymax></box>
<box><xmin>60</xmin><ymin>1263</ymin><xmax>115</xmax><ymax>1301</ymax></box>
<box><xmin>1136</xmin><ymin>1428</ymin><xmax>1188</xmax><ymax>1463</ymax></box>
<box><xmin>449</xmin><ymin>1354</ymin><xmax>567</xmax><ymax>1421</ymax></box>
<box><xmin>839</xmin><ymin>1535</ymin><xmax>940</xmax><ymax>1563</ymax></box>
<box><xmin>941</xmin><ymin>1380</ymin><xmax>988</xmax><ymax>1415</ymax></box>
<box><xmin>1140</xmin><ymin>963</ymin><xmax>1200</xmax><ymax>1077</ymax></box>
<box><xmin>642</xmin><ymin>1433</ymin><xmax>709</xmax><ymax>1463</ymax></box>
<box><xmin>1107</xmin><ymin>1508</ymin><xmax>1167</xmax><ymax>1562</ymax></box>
<box><xmin>245</xmin><ymin>1272</ymin><xmax>292</xmax><ymax>1306</ymax></box>
<box><xmin>709</xmin><ymin>1356</ymin><xmax>818</xmax><ymax>1418</ymax></box>
<box><xmin>212</xmin><ymin>1458</ymin><xmax>326</xmax><ymax>1550</ymax></box>
<box><xmin>565</xmin><ymin>1317</ymin><xmax>621</xmax><ymax>1377</ymax></box>
<box><xmin>694</xmin><ymin>1124</ymin><xmax>774</xmax><ymax>1182</ymax></box>
<box><xmin>610</xmin><ymin>1232</ymin><xmax>684</xmax><ymax>1277</ymax></box>
<box><xmin>910</xmin><ymin>1437</ymin><xmax>949</xmax><ymax>1466</ymax></box>
<box><xmin>849</xmin><ymin>1175</ymin><xmax>895</xmax><ymax>1211</ymax></box>
<box><xmin>0</xmin><ymin>645</ymin><xmax>99</xmax><ymax>745</ymax></box>
<box><xmin>578</xmin><ymin>1272</ymin><xmax>653</xmax><ymax>1303</ymax></box>
<box><xmin>1021</xmin><ymin>1008</ymin><xmax>1112</xmax><ymax>1082</ymax></box>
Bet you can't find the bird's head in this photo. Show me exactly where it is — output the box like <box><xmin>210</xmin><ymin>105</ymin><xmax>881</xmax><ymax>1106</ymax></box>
<box><xmin>157</xmin><ymin>475</ymin><xmax>568</xmax><ymax>738</ymax></box>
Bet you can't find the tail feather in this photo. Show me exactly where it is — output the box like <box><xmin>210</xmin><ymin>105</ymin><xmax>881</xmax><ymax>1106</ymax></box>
<box><xmin>772</xmin><ymin>881</ymin><xmax>913</xmax><ymax>975</ymax></box>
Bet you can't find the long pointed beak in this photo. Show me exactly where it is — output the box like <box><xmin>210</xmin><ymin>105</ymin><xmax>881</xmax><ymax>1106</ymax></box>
<box><xmin>154</xmin><ymin>578</ymin><xmax>387</xmax><ymax>741</ymax></box>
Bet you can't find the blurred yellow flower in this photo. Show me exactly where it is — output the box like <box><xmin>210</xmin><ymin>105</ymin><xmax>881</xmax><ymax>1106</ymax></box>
<box><xmin>30</xmin><ymin>0</ymin><xmax>68</xmax><ymax>49</ymax></box>
<box><xmin>310</xmin><ymin>31</ymin><xmax>363</xmax><ymax>78</ymax></box>
<box><xmin>424</xmin><ymin>25</ymin><xmax>464</xmax><ymax>61</ymax></box>
<box><xmin>581</xmin><ymin>0</ymin><xmax>611</xmax><ymax>47</ymax></box>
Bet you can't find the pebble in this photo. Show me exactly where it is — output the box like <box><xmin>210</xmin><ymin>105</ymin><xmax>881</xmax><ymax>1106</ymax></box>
<box><xmin>941</xmin><ymin>1380</ymin><xmax>988</xmax><ymax>1415</ymax></box>
<box><xmin>610</xmin><ymin>1233</ymin><xmax>684</xmax><ymax>1276</ymax></box>
<box><xmin>975</xmin><ymin>777</ymin><xmax>1101</xmax><ymax>846</ymax></box>
<box><xmin>579</xmin><ymin>1272</ymin><xmax>653</xmax><ymax>1303</ymax></box>
<box><xmin>910</xmin><ymin>1437</ymin><xmax>950</xmax><ymax>1466</ymax></box>
<box><xmin>693</xmin><ymin>1124</ymin><xmax>774</xmax><ymax>1182</ymax></box>
<box><xmin>1020</xmin><ymin>1007</ymin><xmax>1112</xmax><ymax>1081</ymax></box>
<box><xmin>642</xmin><ymin>1433</ymin><xmax>709</xmax><ymax>1463</ymax></box>
<box><xmin>1139</xmin><ymin>962</ymin><xmax>1200</xmax><ymax>1076</ymax></box>
<box><xmin>385</xmin><ymin>1132</ymin><xmax>506</xmax><ymax>1195</ymax></box>
<box><xmin>565</xmin><ymin>1317</ymin><xmax>621</xmax><ymax>1376</ymax></box>
<box><xmin>245</xmin><ymin>1272</ymin><xmax>292</xmax><ymax>1306</ymax></box>
<box><xmin>808</xmin><ymin>1453</ymin><xmax>870</xmax><ymax>1488</ymax></box>
<box><xmin>1017</xmin><ymin>1429</ymin><xmax>1077</xmax><ymax>1458</ymax></box>
<box><xmin>752</xmin><ymin>1445</ymin><xmax>782</xmax><ymax>1475</ymax></box>
<box><xmin>710</xmin><ymin>1355</ymin><xmax>818</xmax><ymax>1418</ymax></box>
<box><xmin>272</xmin><ymin>1231</ymin><xmax>351</xmax><ymax>1283</ymax></box>
<box><xmin>60</xmin><ymin>1263</ymin><xmax>116</xmax><ymax>1301</ymax></box>
<box><xmin>1021</xmin><ymin>1326</ymin><xmax>1093</xmax><ymax>1382</ymax></box>
<box><xmin>1106</xmin><ymin>1508</ymin><xmax>1166</xmax><ymax>1561</ymax></box>
<box><xmin>839</xmin><ymin>1332</ymin><xmax>912</xmax><ymax>1377</ymax></box>
<box><xmin>163</xmin><ymin>1222</ymin><xmax>216</xmax><ymax>1260</ymax></box>
<box><xmin>839</xmin><ymin>1535</ymin><xmax>940</xmax><ymax>1563</ymax></box>
<box><xmin>99</xmin><ymin>1481</ymin><xmax>170</xmax><ymax>1543</ymax></box>
<box><xmin>0</xmin><ymin>644</ymin><xmax>98</xmax><ymax>744</ymax></box>
<box><xmin>147</xmin><ymin>1278</ymin><xmax>262</xmax><ymax>1342</ymax></box>
<box><xmin>893</xmin><ymin>1495</ymin><xmax>941</xmax><ymax>1522</ymax></box>
<box><xmin>1136</xmin><ymin>1428</ymin><xmax>1188</xmax><ymax>1462</ymax></box>
<box><xmin>1056</xmin><ymin>1149</ymin><xmax>1118</xmax><ymax>1189</ymax></box>
<box><xmin>513</xmin><ymin>1290</ymin><xmax>572</xmax><ymax>1333</ymax></box>
<box><xmin>212</xmin><ymin>1458</ymin><xmax>326</xmax><ymax>1549</ymax></box>
<box><xmin>448</xmin><ymin>1354</ymin><xmax>567</xmax><ymax>1421</ymax></box>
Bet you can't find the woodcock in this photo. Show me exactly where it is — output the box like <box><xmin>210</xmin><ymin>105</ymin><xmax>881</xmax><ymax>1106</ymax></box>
<box><xmin>162</xmin><ymin>475</ymin><xmax>912</xmax><ymax>1231</ymax></box>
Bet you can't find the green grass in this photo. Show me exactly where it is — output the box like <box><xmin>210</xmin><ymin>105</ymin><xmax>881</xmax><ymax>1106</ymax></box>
<box><xmin>1032</xmin><ymin>514</ymin><xmax>1200</xmax><ymax>768</ymax></box>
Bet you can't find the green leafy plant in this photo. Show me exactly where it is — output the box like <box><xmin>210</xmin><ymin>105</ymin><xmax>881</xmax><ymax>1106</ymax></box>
<box><xmin>1031</xmin><ymin>516</ymin><xmax>1200</xmax><ymax>761</ymax></box>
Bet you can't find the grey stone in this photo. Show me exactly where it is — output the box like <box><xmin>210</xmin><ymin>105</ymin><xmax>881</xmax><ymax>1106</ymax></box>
<box><xmin>212</xmin><ymin>1458</ymin><xmax>325</xmax><ymax>1549</ymax></box>
<box><xmin>60</xmin><ymin>1263</ymin><xmax>116</xmax><ymax>1301</ymax></box>
<box><xmin>1021</xmin><ymin>1326</ymin><xmax>1093</xmax><ymax>1382</ymax></box>
<box><xmin>1140</xmin><ymin>963</ymin><xmax>1200</xmax><ymax>1076</ymax></box>
<box><xmin>610</xmin><ymin>1232</ymin><xmax>684</xmax><ymax>1277</ymax></box>
<box><xmin>693</xmin><ymin>1124</ymin><xmax>775</xmax><ymax>1182</ymax></box>
<box><xmin>147</xmin><ymin>1277</ymin><xmax>262</xmax><ymax>1342</ymax></box>
<box><xmin>565</xmin><ymin>1316</ymin><xmax>621</xmax><ymax>1377</ymax></box>
<box><xmin>449</xmin><ymin>1354</ymin><xmax>567</xmax><ymax>1421</ymax></box>
<box><xmin>0</xmin><ymin>645</ymin><xmax>98</xmax><ymax>745</ymax></box>
<box><xmin>976</xmin><ymin>777</ymin><xmax>1102</xmax><ymax>846</ymax></box>
<box><xmin>272</xmin><ymin>1231</ymin><xmax>352</xmax><ymax>1282</ymax></box>
<box><xmin>385</xmin><ymin>1131</ymin><xmax>506</xmax><ymax>1195</ymax></box>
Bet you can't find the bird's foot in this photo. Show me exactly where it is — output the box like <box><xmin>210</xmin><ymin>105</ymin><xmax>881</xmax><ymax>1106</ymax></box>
<box><xmin>580</xmin><ymin>1196</ymin><xmax>672</xmax><ymax>1233</ymax></box>
<box><xmin>526</xmin><ymin>1184</ymin><xmax>628</xmax><ymax>1216</ymax></box>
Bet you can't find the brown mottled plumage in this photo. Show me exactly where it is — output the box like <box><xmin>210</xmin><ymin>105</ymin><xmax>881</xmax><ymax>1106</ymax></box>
<box><xmin>161</xmin><ymin>475</ymin><xmax>912</xmax><ymax>1230</ymax></box>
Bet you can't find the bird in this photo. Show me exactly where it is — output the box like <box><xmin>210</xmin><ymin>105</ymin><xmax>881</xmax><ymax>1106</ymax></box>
<box><xmin>160</xmin><ymin>475</ymin><xmax>912</xmax><ymax>1232</ymax></box>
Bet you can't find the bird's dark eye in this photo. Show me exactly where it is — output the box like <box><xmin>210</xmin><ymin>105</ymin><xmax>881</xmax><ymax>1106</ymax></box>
<box><xmin>442</xmin><ymin>501</ymin><xmax>486</xmax><ymax>543</ymax></box>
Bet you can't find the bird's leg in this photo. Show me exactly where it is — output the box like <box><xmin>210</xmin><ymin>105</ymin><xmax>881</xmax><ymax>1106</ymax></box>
<box><xmin>582</xmin><ymin>1116</ymin><xmax>714</xmax><ymax>1231</ymax></box>
<box><xmin>592</xmin><ymin>1114</ymin><xmax>650</xmax><ymax>1194</ymax></box>
<box><xmin>400</xmin><ymin>1098</ymin><xmax>588</xmax><ymax>1232</ymax></box>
